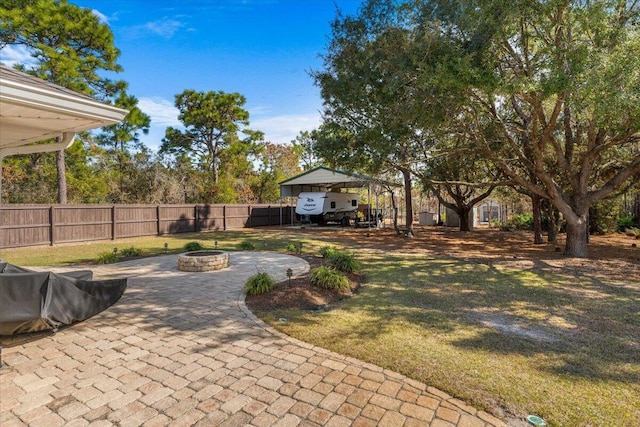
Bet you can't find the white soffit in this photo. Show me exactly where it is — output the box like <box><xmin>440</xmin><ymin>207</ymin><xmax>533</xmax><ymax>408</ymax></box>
<box><xmin>0</xmin><ymin>64</ymin><xmax>128</xmax><ymax>151</ymax></box>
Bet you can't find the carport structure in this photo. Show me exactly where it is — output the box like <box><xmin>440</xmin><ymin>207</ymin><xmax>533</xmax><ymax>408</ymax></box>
<box><xmin>279</xmin><ymin>166</ymin><xmax>383</xmax><ymax>197</ymax></box>
<box><xmin>0</xmin><ymin>64</ymin><xmax>128</xmax><ymax>203</ymax></box>
<box><xmin>279</xmin><ymin>166</ymin><xmax>396</xmax><ymax>226</ymax></box>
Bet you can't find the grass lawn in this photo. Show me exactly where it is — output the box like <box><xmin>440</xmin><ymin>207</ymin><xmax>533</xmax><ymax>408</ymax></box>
<box><xmin>0</xmin><ymin>230</ymin><xmax>328</xmax><ymax>266</ymax></box>
<box><xmin>2</xmin><ymin>228</ymin><xmax>638</xmax><ymax>426</ymax></box>
<box><xmin>253</xmin><ymin>248</ymin><xmax>640</xmax><ymax>426</ymax></box>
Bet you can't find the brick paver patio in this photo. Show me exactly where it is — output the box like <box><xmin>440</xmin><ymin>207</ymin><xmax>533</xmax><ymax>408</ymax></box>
<box><xmin>0</xmin><ymin>252</ymin><xmax>506</xmax><ymax>426</ymax></box>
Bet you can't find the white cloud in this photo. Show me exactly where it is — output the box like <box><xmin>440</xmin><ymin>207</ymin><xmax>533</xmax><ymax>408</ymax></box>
<box><xmin>143</xmin><ymin>18</ymin><xmax>184</xmax><ymax>39</ymax></box>
<box><xmin>135</xmin><ymin>99</ymin><xmax>321</xmax><ymax>151</ymax></box>
<box><xmin>91</xmin><ymin>9</ymin><xmax>109</xmax><ymax>24</ymax></box>
<box><xmin>0</xmin><ymin>45</ymin><xmax>36</xmax><ymax>68</ymax></box>
<box><xmin>250</xmin><ymin>113</ymin><xmax>322</xmax><ymax>144</ymax></box>
<box><xmin>138</xmin><ymin>97</ymin><xmax>181</xmax><ymax>127</ymax></box>
<box><xmin>137</xmin><ymin>97</ymin><xmax>181</xmax><ymax>151</ymax></box>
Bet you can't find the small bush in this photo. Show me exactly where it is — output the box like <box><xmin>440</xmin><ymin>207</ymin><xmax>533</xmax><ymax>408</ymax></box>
<box><xmin>96</xmin><ymin>252</ymin><xmax>119</xmax><ymax>264</ymax></box>
<box><xmin>239</xmin><ymin>240</ymin><xmax>256</xmax><ymax>250</ymax></box>
<box><xmin>285</xmin><ymin>242</ymin><xmax>297</xmax><ymax>252</ymax></box>
<box><xmin>327</xmin><ymin>251</ymin><xmax>360</xmax><ymax>273</ymax></box>
<box><xmin>309</xmin><ymin>266</ymin><xmax>350</xmax><ymax>292</ymax></box>
<box><xmin>245</xmin><ymin>272</ymin><xmax>275</xmax><ymax>295</ymax></box>
<box><xmin>320</xmin><ymin>246</ymin><xmax>339</xmax><ymax>258</ymax></box>
<box><xmin>506</xmin><ymin>214</ymin><xmax>534</xmax><ymax>230</ymax></box>
<box><xmin>618</xmin><ymin>216</ymin><xmax>636</xmax><ymax>232</ymax></box>
<box><xmin>489</xmin><ymin>218</ymin><xmax>501</xmax><ymax>228</ymax></box>
<box><xmin>119</xmin><ymin>247</ymin><xmax>142</xmax><ymax>257</ymax></box>
<box><xmin>184</xmin><ymin>241</ymin><xmax>204</xmax><ymax>251</ymax></box>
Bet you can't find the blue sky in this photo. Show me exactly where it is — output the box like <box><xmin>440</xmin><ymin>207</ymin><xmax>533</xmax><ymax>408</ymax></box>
<box><xmin>1</xmin><ymin>0</ymin><xmax>362</xmax><ymax>150</ymax></box>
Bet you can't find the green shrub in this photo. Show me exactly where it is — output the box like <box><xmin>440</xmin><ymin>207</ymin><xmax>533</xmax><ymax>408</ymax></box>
<box><xmin>327</xmin><ymin>251</ymin><xmax>360</xmax><ymax>273</ymax></box>
<box><xmin>96</xmin><ymin>252</ymin><xmax>119</xmax><ymax>264</ymax></box>
<box><xmin>309</xmin><ymin>266</ymin><xmax>350</xmax><ymax>292</ymax></box>
<box><xmin>119</xmin><ymin>247</ymin><xmax>142</xmax><ymax>257</ymax></box>
<box><xmin>245</xmin><ymin>272</ymin><xmax>275</xmax><ymax>296</ymax></box>
<box><xmin>320</xmin><ymin>246</ymin><xmax>338</xmax><ymax>258</ymax></box>
<box><xmin>239</xmin><ymin>240</ymin><xmax>256</xmax><ymax>250</ymax></box>
<box><xmin>506</xmin><ymin>214</ymin><xmax>534</xmax><ymax>230</ymax></box>
<box><xmin>184</xmin><ymin>241</ymin><xmax>204</xmax><ymax>251</ymax></box>
<box><xmin>489</xmin><ymin>218</ymin><xmax>501</xmax><ymax>228</ymax></box>
<box><xmin>285</xmin><ymin>242</ymin><xmax>297</xmax><ymax>252</ymax></box>
<box><xmin>618</xmin><ymin>216</ymin><xmax>636</xmax><ymax>232</ymax></box>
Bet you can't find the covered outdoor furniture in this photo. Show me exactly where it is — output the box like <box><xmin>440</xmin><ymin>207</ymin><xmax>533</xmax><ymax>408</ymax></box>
<box><xmin>0</xmin><ymin>263</ymin><xmax>127</xmax><ymax>336</ymax></box>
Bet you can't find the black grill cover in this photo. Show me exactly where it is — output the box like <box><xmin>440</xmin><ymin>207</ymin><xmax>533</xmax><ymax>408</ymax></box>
<box><xmin>0</xmin><ymin>264</ymin><xmax>126</xmax><ymax>335</ymax></box>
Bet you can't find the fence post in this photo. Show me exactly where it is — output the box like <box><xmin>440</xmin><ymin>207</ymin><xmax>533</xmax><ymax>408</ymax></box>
<box><xmin>248</xmin><ymin>205</ymin><xmax>252</xmax><ymax>228</ymax></box>
<box><xmin>223</xmin><ymin>205</ymin><xmax>227</xmax><ymax>231</ymax></box>
<box><xmin>111</xmin><ymin>205</ymin><xmax>116</xmax><ymax>240</ymax></box>
<box><xmin>157</xmin><ymin>205</ymin><xmax>161</xmax><ymax>236</ymax></box>
<box><xmin>194</xmin><ymin>205</ymin><xmax>198</xmax><ymax>232</ymax></box>
<box><xmin>49</xmin><ymin>205</ymin><xmax>55</xmax><ymax>246</ymax></box>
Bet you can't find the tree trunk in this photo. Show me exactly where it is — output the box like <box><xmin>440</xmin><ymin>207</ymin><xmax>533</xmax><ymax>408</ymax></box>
<box><xmin>402</xmin><ymin>168</ymin><xmax>413</xmax><ymax>236</ymax></box>
<box><xmin>565</xmin><ymin>216</ymin><xmax>588</xmax><ymax>257</ymax></box>
<box><xmin>390</xmin><ymin>191</ymin><xmax>399</xmax><ymax>232</ymax></box>
<box><xmin>547</xmin><ymin>203</ymin><xmax>560</xmax><ymax>243</ymax></box>
<box><xmin>458</xmin><ymin>206</ymin><xmax>472</xmax><ymax>232</ymax></box>
<box><xmin>532</xmin><ymin>194</ymin><xmax>543</xmax><ymax>244</ymax></box>
<box><xmin>56</xmin><ymin>150</ymin><xmax>67</xmax><ymax>204</ymax></box>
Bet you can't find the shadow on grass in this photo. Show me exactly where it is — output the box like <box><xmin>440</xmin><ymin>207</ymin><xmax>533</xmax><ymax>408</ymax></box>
<box><xmin>302</xmin><ymin>253</ymin><xmax>640</xmax><ymax>385</ymax></box>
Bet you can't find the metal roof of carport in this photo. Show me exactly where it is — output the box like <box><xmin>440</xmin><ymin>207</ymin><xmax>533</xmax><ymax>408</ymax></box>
<box><xmin>279</xmin><ymin>166</ymin><xmax>396</xmax><ymax>197</ymax></box>
<box><xmin>0</xmin><ymin>64</ymin><xmax>128</xmax><ymax>156</ymax></box>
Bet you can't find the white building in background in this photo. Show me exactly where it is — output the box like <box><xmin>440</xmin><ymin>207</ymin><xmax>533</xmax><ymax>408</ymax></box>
<box><xmin>430</xmin><ymin>199</ymin><xmax>505</xmax><ymax>229</ymax></box>
<box><xmin>476</xmin><ymin>199</ymin><xmax>504</xmax><ymax>224</ymax></box>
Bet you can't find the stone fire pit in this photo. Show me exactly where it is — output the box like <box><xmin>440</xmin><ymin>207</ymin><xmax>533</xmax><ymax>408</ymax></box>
<box><xmin>177</xmin><ymin>250</ymin><xmax>229</xmax><ymax>272</ymax></box>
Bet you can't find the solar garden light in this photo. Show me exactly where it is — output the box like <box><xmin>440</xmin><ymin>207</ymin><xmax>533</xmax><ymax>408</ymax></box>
<box><xmin>286</xmin><ymin>268</ymin><xmax>293</xmax><ymax>286</ymax></box>
<box><xmin>164</xmin><ymin>242</ymin><xmax>168</xmax><ymax>253</ymax></box>
<box><xmin>215</xmin><ymin>240</ymin><xmax>218</xmax><ymax>249</ymax></box>
<box><xmin>113</xmin><ymin>247</ymin><xmax>118</xmax><ymax>254</ymax></box>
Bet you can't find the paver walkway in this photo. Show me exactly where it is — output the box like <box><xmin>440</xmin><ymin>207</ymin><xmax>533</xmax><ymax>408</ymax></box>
<box><xmin>0</xmin><ymin>252</ymin><xmax>506</xmax><ymax>426</ymax></box>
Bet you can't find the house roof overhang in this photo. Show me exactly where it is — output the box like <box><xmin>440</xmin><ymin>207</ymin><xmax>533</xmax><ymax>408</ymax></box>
<box><xmin>0</xmin><ymin>64</ymin><xmax>128</xmax><ymax>157</ymax></box>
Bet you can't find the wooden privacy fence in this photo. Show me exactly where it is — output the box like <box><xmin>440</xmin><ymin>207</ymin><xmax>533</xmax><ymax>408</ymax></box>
<box><xmin>0</xmin><ymin>204</ymin><xmax>296</xmax><ymax>249</ymax></box>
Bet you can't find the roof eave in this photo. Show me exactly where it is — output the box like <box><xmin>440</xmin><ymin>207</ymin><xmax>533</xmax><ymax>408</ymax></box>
<box><xmin>1</xmin><ymin>78</ymin><xmax>127</xmax><ymax>125</ymax></box>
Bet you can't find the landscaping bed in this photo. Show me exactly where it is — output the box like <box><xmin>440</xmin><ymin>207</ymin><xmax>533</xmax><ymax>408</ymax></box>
<box><xmin>245</xmin><ymin>254</ymin><xmax>361</xmax><ymax>312</ymax></box>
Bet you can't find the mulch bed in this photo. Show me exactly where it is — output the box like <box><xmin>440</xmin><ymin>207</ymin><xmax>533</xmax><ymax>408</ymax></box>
<box><xmin>245</xmin><ymin>255</ymin><xmax>361</xmax><ymax>312</ymax></box>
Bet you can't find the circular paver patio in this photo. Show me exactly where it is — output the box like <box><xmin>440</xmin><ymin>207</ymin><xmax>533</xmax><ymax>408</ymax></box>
<box><xmin>0</xmin><ymin>252</ymin><xmax>505</xmax><ymax>426</ymax></box>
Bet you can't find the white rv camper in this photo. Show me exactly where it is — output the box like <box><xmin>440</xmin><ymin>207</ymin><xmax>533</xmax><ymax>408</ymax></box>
<box><xmin>295</xmin><ymin>192</ymin><xmax>359</xmax><ymax>225</ymax></box>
